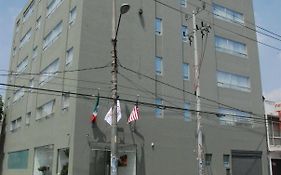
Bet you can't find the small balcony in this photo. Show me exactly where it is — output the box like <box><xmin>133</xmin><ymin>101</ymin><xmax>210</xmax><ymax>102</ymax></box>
<box><xmin>268</xmin><ymin>115</ymin><xmax>281</xmax><ymax>151</ymax></box>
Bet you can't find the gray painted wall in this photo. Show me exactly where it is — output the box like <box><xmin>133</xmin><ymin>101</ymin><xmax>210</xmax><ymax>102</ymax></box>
<box><xmin>2</xmin><ymin>0</ymin><xmax>268</xmax><ymax>175</ymax></box>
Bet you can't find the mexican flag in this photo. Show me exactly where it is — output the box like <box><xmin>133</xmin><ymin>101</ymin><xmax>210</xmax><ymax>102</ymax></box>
<box><xmin>91</xmin><ymin>95</ymin><xmax>100</xmax><ymax>123</ymax></box>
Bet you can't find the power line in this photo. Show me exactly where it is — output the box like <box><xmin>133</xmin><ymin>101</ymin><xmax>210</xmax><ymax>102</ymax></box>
<box><xmin>191</xmin><ymin>0</ymin><xmax>281</xmax><ymax>40</ymax></box>
<box><xmin>0</xmin><ymin>62</ymin><xmax>111</xmax><ymax>77</ymax></box>
<box><xmin>118</xmin><ymin>62</ymin><xmax>264</xmax><ymax>118</ymax></box>
<box><xmin>1</xmin><ymin>83</ymin><xmax>278</xmax><ymax>126</ymax></box>
<box><xmin>154</xmin><ymin>0</ymin><xmax>281</xmax><ymax>52</ymax></box>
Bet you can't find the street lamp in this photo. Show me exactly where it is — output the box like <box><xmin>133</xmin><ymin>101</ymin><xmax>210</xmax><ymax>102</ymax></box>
<box><xmin>111</xmin><ymin>2</ymin><xmax>130</xmax><ymax>175</ymax></box>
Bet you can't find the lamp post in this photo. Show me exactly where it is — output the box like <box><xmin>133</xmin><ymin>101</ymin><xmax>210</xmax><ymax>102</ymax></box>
<box><xmin>111</xmin><ymin>2</ymin><xmax>130</xmax><ymax>175</ymax></box>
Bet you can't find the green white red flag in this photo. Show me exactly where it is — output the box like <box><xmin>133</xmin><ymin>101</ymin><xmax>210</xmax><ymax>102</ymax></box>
<box><xmin>91</xmin><ymin>95</ymin><xmax>100</xmax><ymax>123</ymax></box>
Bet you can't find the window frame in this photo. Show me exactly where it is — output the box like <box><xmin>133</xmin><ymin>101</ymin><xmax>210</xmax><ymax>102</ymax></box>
<box><xmin>155</xmin><ymin>18</ymin><xmax>163</xmax><ymax>36</ymax></box>
<box><xmin>155</xmin><ymin>56</ymin><xmax>163</xmax><ymax>76</ymax></box>
<box><xmin>213</xmin><ymin>3</ymin><xmax>245</xmax><ymax>24</ymax></box>
<box><xmin>215</xmin><ymin>35</ymin><xmax>247</xmax><ymax>57</ymax></box>
<box><xmin>155</xmin><ymin>98</ymin><xmax>163</xmax><ymax>118</ymax></box>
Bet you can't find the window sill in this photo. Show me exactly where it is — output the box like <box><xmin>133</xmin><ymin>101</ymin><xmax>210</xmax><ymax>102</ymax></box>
<box><xmin>216</xmin><ymin>47</ymin><xmax>247</xmax><ymax>58</ymax></box>
<box><xmin>217</xmin><ymin>83</ymin><xmax>251</xmax><ymax>92</ymax></box>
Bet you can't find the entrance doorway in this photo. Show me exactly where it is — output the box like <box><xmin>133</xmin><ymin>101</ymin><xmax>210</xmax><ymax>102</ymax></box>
<box><xmin>272</xmin><ymin>159</ymin><xmax>281</xmax><ymax>175</ymax></box>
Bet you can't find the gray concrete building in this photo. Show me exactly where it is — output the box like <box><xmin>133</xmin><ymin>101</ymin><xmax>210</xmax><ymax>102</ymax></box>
<box><xmin>2</xmin><ymin>0</ymin><xmax>268</xmax><ymax>174</ymax></box>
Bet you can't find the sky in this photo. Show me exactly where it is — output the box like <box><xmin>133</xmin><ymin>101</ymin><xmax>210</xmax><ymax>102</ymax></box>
<box><xmin>0</xmin><ymin>1</ymin><xmax>281</xmax><ymax>102</ymax></box>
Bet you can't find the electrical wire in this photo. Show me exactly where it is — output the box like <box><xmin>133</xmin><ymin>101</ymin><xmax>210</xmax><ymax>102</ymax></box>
<box><xmin>118</xmin><ymin>62</ymin><xmax>265</xmax><ymax>119</ymax></box>
<box><xmin>1</xmin><ymin>83</ymin><xmax>279</xmax><ymax>126</ymax></box>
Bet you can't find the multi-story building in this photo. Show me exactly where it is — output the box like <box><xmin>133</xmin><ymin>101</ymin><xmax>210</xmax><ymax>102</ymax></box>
<box><xmin>265</xmin><ymin>101</ymin><xmax>281</xmax><ymax>175</ymax></box>
<box><xmin>1</xmin><ymin>0</ymin><xmax>268</xmax><ymax>174</ymax></box>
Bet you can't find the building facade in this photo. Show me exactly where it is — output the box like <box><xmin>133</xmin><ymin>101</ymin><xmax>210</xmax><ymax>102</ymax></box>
<box><xmin>265</xmin><ymin>101</ymin><xmax>281</xmax><ymax>175</ymax></box>
<box><xmin>2</xmin><ymin>0</ymin><xmax>268</xmax><ymax>175</ymax></box>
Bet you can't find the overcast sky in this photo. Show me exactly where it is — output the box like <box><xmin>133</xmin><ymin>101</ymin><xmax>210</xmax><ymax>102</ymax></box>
<box><xmin>0</xmin><ymin>0</ymin><xmax>281</xmax><ymax>102</ymax></box>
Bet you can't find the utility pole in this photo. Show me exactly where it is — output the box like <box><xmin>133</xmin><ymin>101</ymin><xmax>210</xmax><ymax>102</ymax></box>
<box><xmin>193</xmin><ymin>10</ymin><xmax>204</xmax><ymax>175</ymax></box>
<box><xmin>110</xmin><ymin>2</ymin><xmax>130</xmax><ymax>175</ymax></box>
<box><xmin>111</xmin><ymin>0</ymin><xmax>118</xmax><ymax>174</ymax></box>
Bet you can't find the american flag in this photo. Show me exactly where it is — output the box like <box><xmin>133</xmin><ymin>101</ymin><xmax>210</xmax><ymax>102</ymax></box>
<box><xmin>128</xmin><ymin>105</ymin><xmax>139</xmax><ymax>123</ymax></box>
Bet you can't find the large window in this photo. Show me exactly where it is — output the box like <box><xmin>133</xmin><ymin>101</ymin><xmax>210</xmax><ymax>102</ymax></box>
<box><xmin>182</xmin><ymin>63</ymin><xmax>189</xmax><ymax>80</ymax></box>
<box><xmin>10</xmin><ymin>117</ymin><xmax>22</xmax><ymax>132</ymax></box>
<box><xmin>39</xmin><ymin>58</ymin><xmax>59</xmax><ymax>85</ymax></box>
<box><xmin>213</xmin><ymin>3</ymin><xmax>244</xmax><ymax>24</ymax></box>
<box><xmin>47</xmin><ymin>0</ymin><xmax>64</xmax><ymax>17</ymax></box>
<box><xmin>19</xmin><ymin>28</ymin><xmax>32</xmax><ymax>48</ymax></box>
<box><xmin>218</xmin><ymin>107</ymin><xmax>252</xmax><ymax>126</ymax></box>
<box><xmin>155</xmin><ymin>98</ymin><xmax>163</xmax><ymax>118</ymax></box>
<box><xmin>43</xmin><ymin>21</ymin><xmax>63</xmax><ymax>50</ymax></box>
<box><xmin>215</xmin><ymin>36</ymin><xmax>247</xmax><ymax>57</ymax></box>
<box><xmin>155</xmin><ymin>18</ymin><xmax>162</xmax><ymax>35</ymax></box>
<box><xmin>217</xmin><ymin>71</ymin><xmax>250</xmax><ymax>92</ymax></box>
<box><xmin>33</xmin><ymin>145</ymin><xmax>54</xmax><ymax>175</ymax></box>
<box><xmin>16</xmin><ymin>56</ymin><xmax>28</xmax><ymax>73</ymax></box>
<box><xmin>36</xmin><ymin>99</ymin><xmax>55</xmax><ymax>120</ymax></box>
<box><xmin>155</xmin><ymin>56</ymin><xmax>163</xmax><ymax>75</ymax></box>
<box><xmin>23</xmin><ymin>0</ymin><xmax>34</xmax><ymax>22</ymax></box>
<box><xmin>13</xmin><ymin>88</ymin><xmax>24</xmax><ymax>102</ymax></box>
<box><xmin>8</xmin><ymin>150</ymin><xmax>29</xmax><ymax>169</ymax></box>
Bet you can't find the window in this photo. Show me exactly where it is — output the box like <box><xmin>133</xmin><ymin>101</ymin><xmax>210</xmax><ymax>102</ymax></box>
<box><xmin>32</xmin><ymin>46</ymin><xmax>38</xmax><ymax>59</ymax></box>
<box><xmin>23</xmin><ymin>0</ymin><xmax>34</xmax><ymax>22</ymax></box>
<box><xmin>12</xmin><ymin>47</ymin><xmax>17</xmax><ymax>56</ymax></box>
<box><xmin>33</xmin><ymin>145</ymin><xmax>54</xmax><ymax>175</ymax></box>
<box><xmin>205</xmin><ymin>153</ymin><xmax>212</xmax><ymax>166</ymax></box>
<box><xmin>19</xmin><ymin>28</ymin><xmax>32</xmax><ymax>48</ymax></box>
<box><xmin>69</xmin><ymin>6</ymin><xmax>77</xmax><ymax>25</ymax></box>
<box><xmin>15</xmin><ymin>20</ymin><xmax>20</xmax><ymax>33</ymax></box>
<box><xmin>13</xmin><ymin>88</ymin><xmax>24</xmax><ymax>102</ymax></box>
<box><xmin>29</xmin><ymin>78</ymin><xmax>34</xmax><ymax>91</ymax></box>
<box><xmin>218</xmin><ymin>107</ymin><xmax>252</xmax><ymax>126</ymax></box>
<box><xmin>17</xmin><ymin>57</ymin><xmax>28</xmax><ymax>73</ymax></box>
<box><xmin>35</xmin><ymin>16</ymin><xmax>41</xmax><ymax>30</ymax></box>
<box><xmin>155</xmin><ymin>56</ymin><xmax>163</xmax><ymax>75</ymax></box>
<box><xmin>181</xmin><ymin>25</ymin><xmax>188</xmax><ymax>42</ymax></box>
<box><xmin>26</xmin><ymin>112</ymin><xmax>31</xmax><ymax>125</ymax></box>
<box><xmin>10</xmin><ymin>117</ymin><xmax>22</xmax><ymax>131</ymax></box>
<box><xmin>155</xmin><ymin>18</ymin><xmax>162</xmax><ymax>35</ymax></box>
<box><xmin>62</xmin><ymin>93</ymin><xmax>70</xmax><ymax>110</ymax></box>
<box><xmin>43</xmin><ymin>21</ymin><xmax>63</xmax><ymax>50</ymax></box>
<box><xmin>223</xmin><ymin>154</ymin><xmax>230</xmax><ymax>169</ymax></box>
<box><xmin>8</xmin><ymin>150</ymin><xmax>29</xmax><ymax>169</ymax></box>
<box><xmin>36</xmin><ymin>99</ymin><xmax>55</xmax><ymax>120</ymax></box>
<box><xmin>66</xmin><ymin>47</ymin><xmax>74</xmax><ymax>66</ymax></box>
<box><xmin>180</xmin><ymin>0</ymin><xmax>187</xmax><ymax>7</ymax></box>
<box><xmin>39</xmin><ymin>58</ymin><xmax>59</xmax><ymax>85</ymax></box>
<box><xmin>213</xmin><ymin>3</ymin><xmax>244</xmax><ymax>24</ymax></box>
<box><xmin>184</xmin><ymin>102</ymin><xmax>191</xmax><ymax>121</ymax></box>
<box><xmin>47</xmin><ymin>0</ymin><xmax>64</xmax><ymax>17</ymax></box>
<box><xmin>182</xmin><ymin>63</ymin><xmax>189</xmax><ymax>80</ymax></box>
<box><xmin>155</xmin><ymin>98</ymin><xmax>163</xmax><ymax>118</ymax></box>
<box><xmin>57</xmin><ymin>148</ymin><xmax>69</xmax><ymax>174</ymax></box>
<box><xmin>217</xmin><ymin>71</ymin><xmax>250</xmax><ymax>92</ymax></box>
<box><xmin>215</xmin><ymin>36</ymin><xmax>247</xmax><ymax>57</ymax></box>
